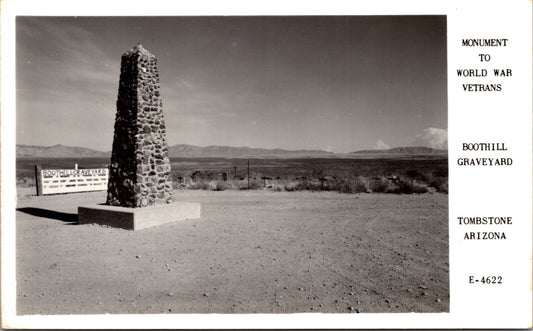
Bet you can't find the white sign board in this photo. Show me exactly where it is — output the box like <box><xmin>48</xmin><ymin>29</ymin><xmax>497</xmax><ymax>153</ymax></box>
<box><xmin>41</xmin><ymin>168</ymin><xmax>108</xmax><ymax>195</ymax></box>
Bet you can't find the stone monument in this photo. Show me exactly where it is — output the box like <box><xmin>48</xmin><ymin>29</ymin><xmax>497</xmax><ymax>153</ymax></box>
<box><xmin>106</xmin><ymin>43</ymin><xmax>174</xmax><ymax>208</ymax></box>
<box><xmin>78</xmin><ymin>43</ymin><xmax>201</xmax><ymax>230</ymax></box>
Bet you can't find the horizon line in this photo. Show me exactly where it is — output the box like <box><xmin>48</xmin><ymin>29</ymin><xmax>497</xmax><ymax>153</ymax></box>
<box><xmin>16</xmin><ymin>143</ymin><xmax>449</xmax><ymax>154</ymax></box>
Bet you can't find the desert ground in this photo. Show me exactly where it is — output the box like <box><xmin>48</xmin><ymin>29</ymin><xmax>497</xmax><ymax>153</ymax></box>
<box><xmin>16</xmin><ymin>187</ymin><xmax>448</xmax><ymax>314</ymax></box>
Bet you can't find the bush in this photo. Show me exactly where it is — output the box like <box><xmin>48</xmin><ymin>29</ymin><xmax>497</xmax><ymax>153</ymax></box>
<box><xmin>17</xmin><ymin>176</ymin><xmax>35</xmax><ymax>187</ymax></box>
<box><xmin>386</xmin><ymin>179</ymin><xmax>428</xmax><ymax>194</ymax></box>
<box><xmin>295</xmin><ymin>180</ymin><xmax>322</xmax><ymax>191</ymax></box>
<box><xmin>214</xmin><ymin>180</ymin><xmax>228</xmax><ymax>191</ymax></box>
<box><xmin>189</xmin><ymin>179</ymin><xmax>215</xmax><ymax>190</ymax></box>
<box><xmin>429</xmin><ymin>177</ymin><xmax>448</xmax><ymax>193</ymax></box>
<box><xmin>352</xmin><ymin>178</ymin><xmax>368</xmax><ymax>193</ymax></box>
<box><xmin>171</xmin><ymin>176</ymin><xmax>192</xmax><ymax>189</ymax></box>
<box><xmin>369</xmin><ymin>178</ymin><xmax>391</xmax><ymax>193</ymax></box>
<box><xmin>418</xmin><ymin>171</ymin><xmax>448</xmax><ymax>193</ymax></box>
<box><xmin>283</xmin><ymin>180</ymin><xmax>299</xmax><ymax>191</ymax></box>
<box><xmin>268</xmin><ymin>179</ymin><xmax>294</xmax><ymax>192</ymax></box>
<box><xmin>330</xmin><ymin>177</ymin><xmax>368</xmax><ymax>193</ymax></box>
<box><xmin>239</xmin><ymin>180</ymin><xmax>262</xmax><ymax>190</ymax></box>
<box><xmin>335</xmin><ymin>179</ymin><xmax>354</xmax><ymax>193</ymax></box>
<box><xmin>182</xmin><ymin>173</ymin><xmax>433</xmax><ymax>195</ymax></box>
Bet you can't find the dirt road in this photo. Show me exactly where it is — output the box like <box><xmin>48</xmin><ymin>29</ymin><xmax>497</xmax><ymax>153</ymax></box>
<box><xmin>16</xmin><ymin>189</ymin><xmax>448</xmax><ymax>314</ymax></box>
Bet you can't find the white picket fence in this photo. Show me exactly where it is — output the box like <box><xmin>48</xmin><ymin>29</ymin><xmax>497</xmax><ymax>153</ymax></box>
<box><xmin>40</xmin><ymin>168</ymin><xmax>109</xmax><ymax>195</ymax></box>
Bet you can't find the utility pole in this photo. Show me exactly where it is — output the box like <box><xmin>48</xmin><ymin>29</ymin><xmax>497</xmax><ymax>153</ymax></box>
<box><xmin>247</xmin><ymin>159</ymin><xmax>250</xmax><ymax>189</ymax></box>
<box><xmin>34</xmin><ymin>164</ymin><xmax>43</xmax><ymax>196</ymax></box>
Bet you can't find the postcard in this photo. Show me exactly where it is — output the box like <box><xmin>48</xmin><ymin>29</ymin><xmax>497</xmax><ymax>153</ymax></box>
<box><xmin>1</xmin><ymin>0</ymin><xmax>531</xmax><ymax>328</ymax></box>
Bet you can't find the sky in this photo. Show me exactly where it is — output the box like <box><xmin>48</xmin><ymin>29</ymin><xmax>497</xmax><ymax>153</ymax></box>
<box><xmin>16</xmin><ymin>16</ymin><xmax>447</xmax><ymax>153</ymax></box>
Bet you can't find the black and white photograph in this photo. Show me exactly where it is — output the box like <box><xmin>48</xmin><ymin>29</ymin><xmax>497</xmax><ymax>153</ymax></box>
<box><xmin>13</xmin><ymin>15</ymin><xmax>450</xmax><ymax>316</ymax></box>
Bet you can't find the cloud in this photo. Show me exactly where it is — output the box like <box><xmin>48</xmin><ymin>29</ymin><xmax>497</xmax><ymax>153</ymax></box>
<box><xmin>374</xmin><ymin>139</ymin><xmax>390</xmax><ymax>150</ymax></box>
<box><xmin>414</xmin><ymin>127</ymin><xmax>448</xmax><ymax>149</ymax></box>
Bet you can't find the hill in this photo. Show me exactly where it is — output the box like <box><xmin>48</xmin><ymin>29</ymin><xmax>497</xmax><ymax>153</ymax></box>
<box><xmin>16</xmin><ymin>144</ymin><xmax>110</xmax><ymax>158</ymax></box>
<box><xmin>350</xmin><ymin>146</ymin><xmax>447</xmax><ymax>155</ymax></box>
<box><xmin>16</xmin><ymin>144</ymin><xmax>334</xmax><ymax>159</ymax></box>
<box><xmin>168</xmin><ymin>144</ymin><xmax>334</xmax><ymax>158</ymax></box>
<box><xmin>16</xmin><ymin>144</ymin><xmax>446</xmax><ymax>159</ymax></box>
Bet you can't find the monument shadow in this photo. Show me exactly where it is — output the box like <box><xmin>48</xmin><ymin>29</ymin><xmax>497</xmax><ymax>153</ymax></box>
<box><xmin>17</xmin><ymin>207</ymin><xmax>78</xmax><ymax>224</ymax></box>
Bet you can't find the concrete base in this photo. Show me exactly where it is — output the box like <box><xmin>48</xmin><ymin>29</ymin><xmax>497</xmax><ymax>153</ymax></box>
<box><xmin>78</xmin><ymin>202</ymin><xmax>201</xmax><ymax>230</ymax></box>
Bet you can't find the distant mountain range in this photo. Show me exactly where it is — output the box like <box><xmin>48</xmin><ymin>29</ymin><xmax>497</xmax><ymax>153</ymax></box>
<box><xmin>16</xmin><ymin>144</ymin><xmax>109</xmax><ymax>158</ymax></box>
<box><xmin>16</xmin><ymin>144</ymin><xmax>446</xmax><ymax>159</ymax></box>
<box><xmin>349</xmin><ymin>146</ymin><xmax>447</xmax><ymax>155</ymax></box>
<box><xmin>167</xmin><ymin>144</ymin><xmax>334</xmax><ymax>158</ymax></box>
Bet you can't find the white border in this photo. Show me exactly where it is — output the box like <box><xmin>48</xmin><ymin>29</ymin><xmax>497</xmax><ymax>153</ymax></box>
<box><xmin>2</xmin><ymin>0</ymin><xmax>531</xmax><ymax>328</ymax></box>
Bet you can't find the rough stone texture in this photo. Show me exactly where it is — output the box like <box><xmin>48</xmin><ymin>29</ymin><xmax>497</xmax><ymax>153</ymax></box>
<box><xmin>107</xmin><ymin>44</ymin><xmax>174</xmax><ymax>208</ymax></box>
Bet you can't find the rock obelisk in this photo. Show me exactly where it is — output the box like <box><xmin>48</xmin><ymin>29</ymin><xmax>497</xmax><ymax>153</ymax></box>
<box><xmin>106</xmin><ymin>43</ymin><xmax>174</xmax><ymax>208</ymax></box>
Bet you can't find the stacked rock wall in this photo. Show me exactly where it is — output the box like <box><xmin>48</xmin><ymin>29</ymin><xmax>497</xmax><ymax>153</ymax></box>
<box><xmin>107</xmin><ymin>44</ymin><xmax>174</xmax><ymax>208</ymax></box>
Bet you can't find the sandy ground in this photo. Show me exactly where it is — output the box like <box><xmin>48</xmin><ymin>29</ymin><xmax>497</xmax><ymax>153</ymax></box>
<box><xmin>16</xmin><ymin>187</ymin><xmax>448</xmax><ymax>314</ymax></box>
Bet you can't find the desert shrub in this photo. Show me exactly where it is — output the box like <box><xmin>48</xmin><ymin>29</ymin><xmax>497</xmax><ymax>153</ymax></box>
<box><xmin>171</xmin><ymin>176</ymin><xmax>192</xmax><ymax>189</ymax></box>
<box><xmin>170</xmin><ymin>172</ymin><xmax>185</xmax><ymax>182</ymax></box>
<box><xmin>272</xmin><ymin>186</ymin><xmax>284</xmax><ymax>192</ymax></box>
<box><xmin>335</xmin><ymin>179</ymin><xmax>354</xmax><ymax>193</ymax></box>
<box><xmin>295</xmin><ymin>179</ymin><xmax>322</xmax><ymax>191</ymax></box>
<box><xmin>239</xmin><ymin>180</ymin><xmax>262</xmax><ymax>190</ymax></box>
<box><xmin>429</xmin><ymin>177</ymin><xmax>448</xmax><ymax>193</ymax></box>
<box><xmin>190</xmin><ymin>171</ymin><xmax>218</xmax><ymax>181</ymax></box>
<box><xmin>329</xmin><ymin>177</ymin><xmax>368</xmax><ymax>193</ymax></box>
<box><xmin>189</xmin><ymin>179</ymin><xmax>215</xmax><ymax>190</ymax></box>
<box><xmin>234</xmin><ymin>181</ymin><xmax>249</xmax><ymax>190</ymax></box>
<box><xmin>249</xmin><ymin>180</ymin><xmax>262</xmax><ymax>190</ymax></box>
<box><xmin>188</xmin><ymin>178</ymin><xmax>251</xmax><ymax>191</ymax></box>
<box><xmin>283</xmin><ymin>180</ymin><xmax>299</xmax><ymax>191</ymax></box>
<box><xmin>427</xmin><ymin>169</ymin><xmax>448</xmax><ymax>193</ymax></box>
<box><xmin>369</xmin><ymin>178</ymin><xmax>391</xmax><ymax>193</ymax></box>
<box><xmin>352</xmin><ymin>178</ymin><xmax>369</xmax><ymax>193</ymax></box>
<box><xmin>268</xmin><ymin>179</ymin><xmax>292</xmax><ymax>191</ymax></box>
<box><xmin>417</xmin><ymin>171</ymin><xmax>432</xmax><ymax>184</ymax></box>
<box><xmin>291</xmin><ymin>179</ymin><xmax>306</xmax><ymax>191</ymax></box>
<box><xmin>386</xmin><ymin>179</ymin><xmax>428</xmax><ymax>194</ymax></box>
<box><xmin>17</xmin><ymin>176</ymin><xmax>35</xmax><ymax>187</ymax></box>
<box><xmin>214</xmin><ymin>180</ymin><xmax>228</xmax><ymax>191</ymax></box>
<box><xmin>417</xmin><ymin>171</ymin><xmax>448</xmax><ymax>193</ymax></box>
